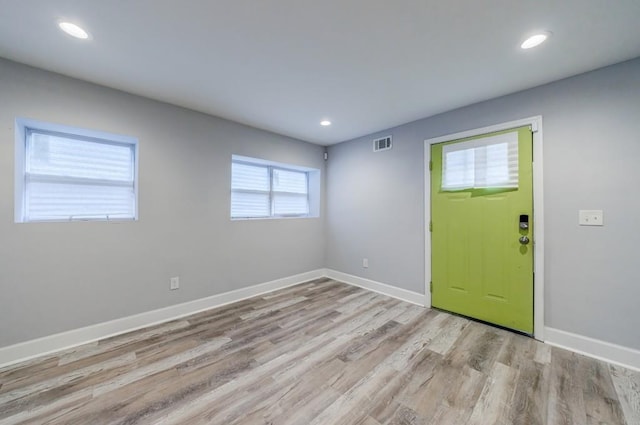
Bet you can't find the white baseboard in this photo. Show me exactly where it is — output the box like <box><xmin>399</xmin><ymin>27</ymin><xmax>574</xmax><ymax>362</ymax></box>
<box><xmin>0</xmin><ymin>269</ymin><xmax>326</xmax><ymax>369</ymax></box>
<box><xmin>324</xmin><ymin>269</ymin><xmax>425</xmax><ymax>306</ymax></box>
<box><xmin>545</xmin><ymin>327</ymin><xmax>640</xmax><ymax>372</ymax></box>
<box><xmin>6</xmin><ymin>269</ymin><xmax>637</xmax><ymax>373</ymax></box>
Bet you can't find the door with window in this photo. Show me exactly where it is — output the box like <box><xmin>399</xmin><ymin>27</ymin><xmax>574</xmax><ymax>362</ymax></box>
<box><xmin>430</xmin><ymin>126</ymin><xmax>533</xmax><ymax>333</ymax></box>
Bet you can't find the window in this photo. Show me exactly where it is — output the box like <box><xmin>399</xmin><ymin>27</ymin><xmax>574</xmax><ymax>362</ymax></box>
<box><xmin>15</xmin><ymin>119</ymin><xmax>138</xmax><ymax>222</ymax></box>
<box><xmin>231</xmin><ymin>156</ymin><xmax>317</xmax><ymax>219</ymax></box>
<box><xmin>441</xmin><ymin>131</ymin><xmax>518</xmax><ymax>191</ymax></box>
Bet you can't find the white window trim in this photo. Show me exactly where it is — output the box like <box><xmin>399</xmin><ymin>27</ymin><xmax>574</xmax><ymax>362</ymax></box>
<box><xmin>14</xmin><ymin>118</ymin><xmax>139</xmax><ymax>223</ymax></box>
<box><xmin>231</xmin><ymin>155</ymin><xmax>319</xmax><ymax>220</ymax></box>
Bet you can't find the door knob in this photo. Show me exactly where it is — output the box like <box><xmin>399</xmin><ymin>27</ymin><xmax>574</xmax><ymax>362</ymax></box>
<box><xmin>519</xmin><ymin>236</ymin><xmax>530</xmax><ymax>245</ymax></box>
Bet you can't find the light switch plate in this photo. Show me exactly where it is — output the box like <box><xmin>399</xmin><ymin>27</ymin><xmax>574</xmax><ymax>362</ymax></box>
<box><xmin>579</xmin><ymin>210</ymin><xmax>603</xmax><ymax>226</ymax></box>
<box><xmin>170</xmin><ymin>277</ymin><xmax>180</xmax><ymax>290</ymax></box>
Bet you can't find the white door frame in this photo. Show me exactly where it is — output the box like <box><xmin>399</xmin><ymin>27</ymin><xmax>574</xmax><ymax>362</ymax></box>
<box><xmin>424</xmin><ymin>116</ymin><xmax>545</xmax><ymax>340</ymax></box>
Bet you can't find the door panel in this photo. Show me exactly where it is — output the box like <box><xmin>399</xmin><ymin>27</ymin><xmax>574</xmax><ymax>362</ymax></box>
<box><xmin>431</xmin><ymin>126</ymin><xmax>533</xmax><ymax>333</ymax></box>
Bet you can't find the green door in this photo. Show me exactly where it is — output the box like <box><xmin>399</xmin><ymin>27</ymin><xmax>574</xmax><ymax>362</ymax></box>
<box><xmin>431</xmin><ymin>126</ymin><xmax>533</xmax><ymax>333</ymax></box>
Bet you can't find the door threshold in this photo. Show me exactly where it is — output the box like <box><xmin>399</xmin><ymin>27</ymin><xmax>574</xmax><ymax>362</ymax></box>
<box><xmin>431</xmin><ymin>307</ymin><xmax>533</xmax><ymax>338</ymax></box>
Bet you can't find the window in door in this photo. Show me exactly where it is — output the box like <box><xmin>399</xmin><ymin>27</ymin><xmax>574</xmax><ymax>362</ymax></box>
<box><xmin>441</xmin><ymin>131</ymin><xmax>519</xmax><ymax>191</ymax></box>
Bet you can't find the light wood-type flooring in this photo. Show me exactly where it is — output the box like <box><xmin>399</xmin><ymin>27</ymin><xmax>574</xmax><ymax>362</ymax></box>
<box><xmin>1</xmin><ymin>278</ymin><xmax>639</xmax><ymax>424</ymax></box>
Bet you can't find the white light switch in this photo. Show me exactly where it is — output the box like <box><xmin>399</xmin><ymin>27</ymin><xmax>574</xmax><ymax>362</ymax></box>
<box><xmin>170</xmin><ymin>277</ymin><xmax>180</xmax><ymax>290</ymax></box>
<box><xmin>579</xmin><ymin>210</ymin><xmax>603</xmax><ymax>226</ymax></box>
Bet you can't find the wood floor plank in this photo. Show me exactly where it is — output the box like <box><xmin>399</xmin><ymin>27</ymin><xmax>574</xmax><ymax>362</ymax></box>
<box><xmin>497</xmin><ymin>331</ymin><xmax>536</xmax><ymax>369</ymax></box>
<box><xmin>507</xmin><ymin>357</ymin><xmax>550</xmax><ymax>425</ymax></box>
<box><xmin>309</xmin><ymin>361</ymin><xmax>400</xmax><ymax>425</ymax></box>
<box><xmin>383</xmin><ymin>404</ymin><xmax>427</xmax><ymax>425</ymax></box>
<box><xmin>0</xmin><ymin>352</ymin><xmax>136</xmax><ymax>412</ymax></box>
<box><xmin>610</xmin><ymin>364</ymin><xmax>640</xmax><ymax>425</ymax></box>
<box><xmin>158</xmin><ymin>335</ymin><xmax>354</xmax><ymax>423</ymax></box>
<box><xmin>423</xmin><ymin>364</ymin><xmax>486</xmax><ymax>425</ymax></box>
<box><xmin>393</xmin><ymin>304</ymin><xmax>427</xmax><ymax>325</ymax></box>
<box><xmin>0</xmin><ymin>279</ymin><xmax>637</xmax><ymax>425</ymax></box>
<box><xmin>93</xmin><ymin>337</ymin><xmax>230</xmax><ymax>397</ymax></box>
<box><xmin>223</xmin><ymin>357</ymin><xmax>346</xmax><ymax>425</ymax></box>
<box><xmin>368</xmin><ymin>348</ymin><xmax>443</xmax><ymax>424</ymax></box>
<box><xmin>547</xmin><ymin>348</ymin><xmax>589</xmax><ymax>425</ymax></box>
<box><xmin>579</xmin><ymin>355</ymin><xmax>627</xmax><ymax>425</ymax></box>
<box><xmin>328</xmin><ymin>319</ymin><xmax>426</xmax><ymax>395</ymax></box>
<box><xmin>354</xmin><ymin>416</ymin><xmax>383</xmax><ymax>425</ymax></box>
<box><xmin>382</xmin><ymin>309</ymin><xmax>445</xmax><ymax>371</ymax></box>
<box><xmin>0</xmin><ymin>357</ymin><xmax>61</xmax><ymax>388</ymax></box>
<box><xmin>534</xmin><ymin>340</ymin><xmax>552</xmax><ymax>365</ymax></box>
<box><xmin>467</xmin><ymin>361</ymin><xmax>519</xmax><ymax>425</ymax></box>
<box><xmin>442</xmin><ymin>320</ymin><xmax>500</xmax><ymax>373</ymax></box>
<box><xmin>424</xmin><ymin>313</ymin><xmax>469</xmax><ymax>355</ymax></box>
<box><xmin>58</xmin><ymin>320</ymin><xmax>191</xmax><ymax>366</ymax></box>
<box><xmin>389</xmin><ymin>350</ymin><xmax>447</xmax><ymax>420</ymax></box>
<box><xmin>266</xmin><ymin>360</ymin><xmax>345</xmax><ymax>425</ymax></box>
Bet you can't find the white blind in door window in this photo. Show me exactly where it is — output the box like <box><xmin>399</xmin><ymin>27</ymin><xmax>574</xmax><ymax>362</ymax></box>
<box><xmin>25</xmin><ymin>130</ymin><xmax>136</xmax><ymax>221</ymax></box>
<box><xmin>442</xmin><ymin>131</ymin><xmax>519</xmax><ymax>191</ymax></box>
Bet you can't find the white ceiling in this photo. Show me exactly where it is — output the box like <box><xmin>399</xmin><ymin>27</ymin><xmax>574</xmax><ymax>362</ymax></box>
<box><xmin>0</xmin><ymin>1</ymin><xmax>639</xmax><ymax>145</ymax></box>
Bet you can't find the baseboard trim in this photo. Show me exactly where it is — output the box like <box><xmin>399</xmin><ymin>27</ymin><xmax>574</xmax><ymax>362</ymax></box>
<box><xmin>0</xmin><ymin>269</ymin><xmax>326</xmax><ymax>369</ymax></box>
<box><xmin>545</xmin><ymin>327</ymin><xmax>640</xmax><ymax>372</ymax></box>
<box><xmin>6</xmin><ymin>270</ymin><xmax>637</xmax><ymax>373</ymax></box>
<box><xmin>324</xmin><ymin>269</ymin><xmax>425</xmax><ymax>306</ymax></box>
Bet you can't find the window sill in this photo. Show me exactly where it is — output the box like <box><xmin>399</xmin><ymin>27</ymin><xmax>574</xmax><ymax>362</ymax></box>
<box><xmin>17</xmin><ymin>218</ymin><xmax>137</xmax><ymax>224</ymax></box>
<box><xmin>231</xmin><ymin>215</ymin><xmax>318</xmax><ymax>221</ymax></box>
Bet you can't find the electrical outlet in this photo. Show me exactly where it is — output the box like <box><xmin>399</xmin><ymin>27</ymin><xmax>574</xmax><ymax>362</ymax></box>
<box><xmin>170</xmin><ymin>277</ymin><xmax>180</xmax><ymax>290</ymax></box>
<box><xmin>362</xmin><ymin>258</ymin><xmax>369</xmax><ymax>268</ymax></box>
<box><xmin>579</xmin><ymin>210</ymin><xmax>603</xmax><ymax>226</ymax></box>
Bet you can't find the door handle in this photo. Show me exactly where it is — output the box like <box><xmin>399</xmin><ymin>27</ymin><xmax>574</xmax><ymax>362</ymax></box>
<box><xmin>519</xmin><ymin>236</ymin><xmax>530</xmax><ymax>245</ymax></box>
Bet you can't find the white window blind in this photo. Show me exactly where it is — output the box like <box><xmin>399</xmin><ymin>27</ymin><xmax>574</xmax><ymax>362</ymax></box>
<box><xmin>442</xmin><ymin>131</ymin><xmax>519</xmax><ymax>191</ymax></box>
<box><xmin>231</xmin><ymin>160</ymin><xmax>309</xmax><ymax>218</ymax></box>
<box><xmin>22</xmin><ymin>129</ymin><xmax>136</xmax><ymax>221</ymax></box>
<box><xmin>272</xmin><ymin>168</ymin><xmax>308</xmax><ymax>216</ymax></box>
<box><xmin>231</xmin><ymin>162</ymin><xmax>270</xmax><ymax>218</ymax></box>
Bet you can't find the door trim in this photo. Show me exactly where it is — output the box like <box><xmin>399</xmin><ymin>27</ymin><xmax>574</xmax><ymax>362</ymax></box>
<box><xmin>424</xmin><ymin>116</ymin><xmax>544</xmax><ymax>340</ymax></box>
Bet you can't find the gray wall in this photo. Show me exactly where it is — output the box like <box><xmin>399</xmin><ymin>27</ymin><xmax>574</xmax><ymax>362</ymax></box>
<box><xmin>3</xmin><ymin>54</ymin><xmax>639</xmax><ymax>353</ymax></box>
<box><xmin>0</xmin><ymin>58</ymin><xmax>325</xmax><ymax>348</ymax></box>
<box><xmin>326</xmin><ymin>57</ymin><xmax>640</xmax><ymax>350</ymax></box>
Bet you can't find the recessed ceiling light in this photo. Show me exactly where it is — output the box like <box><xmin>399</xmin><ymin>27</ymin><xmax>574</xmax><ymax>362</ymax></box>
<box><xmin>320</xmin><ymin>120</ymin><xmax>332</xmax><ymax>126</ymax></box>
<box><xmin>58</xmin><ymin>22</ymin><xmax>90</xmax><ymax>40</ymax></box>
<box><xmin>521</xmin><ymin>32</ymin><xmax>550</xmax><ymax>49</ymax></box>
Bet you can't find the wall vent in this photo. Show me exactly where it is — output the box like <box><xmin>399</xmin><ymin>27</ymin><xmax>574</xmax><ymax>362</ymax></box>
<box><xmin>373</xmin><ymin>135</ymin><xmax>392</xmax><ymax>152</ymax></box>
